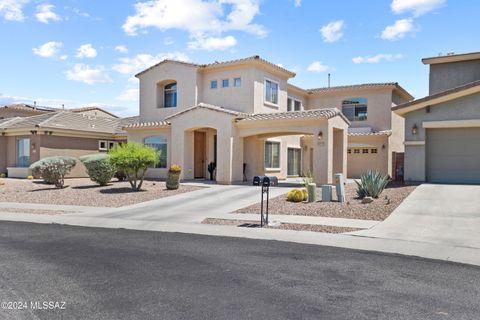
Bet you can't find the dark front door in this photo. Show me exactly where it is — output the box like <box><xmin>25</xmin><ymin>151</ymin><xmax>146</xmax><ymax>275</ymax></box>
<box><xmin>194</xmin><ymin>131</ymin><xmax>206</xmax><ymax>179</ymax></box>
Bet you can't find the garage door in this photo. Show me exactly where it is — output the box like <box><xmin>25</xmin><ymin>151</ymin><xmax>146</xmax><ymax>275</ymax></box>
<box><xmin>426</xmin><ymin>128</ymin><xmax>480</xmax><ymax>184</ymax></box>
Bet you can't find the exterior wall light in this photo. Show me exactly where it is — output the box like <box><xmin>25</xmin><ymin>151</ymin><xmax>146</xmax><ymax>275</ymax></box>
<box><xmin>411</xmin><ymin>124</ymin><xmax>418</xmax><ymax>135</ymax></box>
<box><xmin>317</xmin><ymin>131</ymin><xmax>323</xmax><ymax>141</ymax></box>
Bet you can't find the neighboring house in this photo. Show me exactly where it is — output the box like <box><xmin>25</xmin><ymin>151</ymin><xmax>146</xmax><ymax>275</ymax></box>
<box><xmin>393</xmin><ymin>51</ymin><xmax>480</xmax><ymax>184</ymax></box>
<box><xmin>0</xmin><ymin>104</ymin><xmax>119</xmax><ymax>120</ymax></box>
<box><xmin>0</xmin><ymin>112</ymin><xmax>137</xmax><ymax>178</ymax></box>
<box><xmin>126</xmin><ymin>55</ymin><xmax>412</xmax><ymax>184</ymax></box>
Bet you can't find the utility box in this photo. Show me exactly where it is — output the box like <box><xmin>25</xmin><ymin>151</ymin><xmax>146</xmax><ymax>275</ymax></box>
<box><xmin>321</xmin><ymin>185</ymin><xmax>332</xmax><ymax>202</ymax></box>
<box><xmin>307</xmin><ymin>183</ymin><xmax>317</xmax><ymax>203</ymax></box>
<box><xmin>334</xmin><ymin>173</ymin><xmax>346</xmax><ymax>203</ymax></box>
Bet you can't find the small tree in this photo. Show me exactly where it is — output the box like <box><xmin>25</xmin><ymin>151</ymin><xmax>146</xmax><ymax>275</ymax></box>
<box><xmin>108</xmin><ymin>142</ymin><xmax>159</xmax><ymax>191</ymax></box>
<box><xmin>30</xmin><ymin>156</ymin><xmax>77</xmax><ymax>189</ymax></box>
<box><xmin>79</xmin><ymin>154</ymin><xmax>116</xmax><ymax>186</ymax></box>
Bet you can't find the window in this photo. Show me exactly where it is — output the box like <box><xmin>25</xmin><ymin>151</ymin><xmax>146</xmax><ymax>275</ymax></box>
<box><xmin>264</xmin><ymin>141</ymin><xmax>280</xmax><ymax>169</ymax></box>
<box><xmin>287</xmin><ymin>98</ymin><xmax>302</xmax><ymax>111</ymax></box>
<box><xmin>164</xmin><ymin>82</ymin><xmax>177</xmax><ymax>108</ymax></box>
<box><xmin>347</xmin><ymin>149</ymin><xmax>352</xmax><ymax>154</ymax></box>
<box><xmin>362</xmin><ymin>149</ymin><xmax>369</xmax><ymax>154</ymax></box>
<box><xmin>354</xmin><ymin>149</ymin><xmax>360</xmax><ymax>154</ymax></box>
<box><xmin>222</xmin><ymin>79</ymin><xmax>229</xmax><ymax>88</ymax></box>
<box><xmin>99</xmin><ymin>140</ymin><xmax>108</xmax><ymax>151</ymax></box>
<box><xmin>371</xmin><ymin>148</ymin><xmax>378</xmax><ymax>154</ymax></box>
<box><xmin>144</xmin><ymin>136</ymin><xmax>168</xmax><ymax>168</ymax></box>
<box><xmin>108</xmin><ymin>141</ymin><xmax>116</xmax><ymax>150</ymax></box>
<box><xmin>265</xmin><ymin>79</ymin><xmax>279</xmax><ymax>105</ymax></box>
<box><xmin>234</xmin><ymin>77</ymin><xmax>241</xmax><ymax>87</ymax></box>
<box><xmin>342</xmin><ymin>97</ymin><xmax>368</xmax><ymax>121</ymax></box>
<box><xmin>210</xmin><ymin>80</ymin><xmax>218</xmax><ymax>89</ymax></box>
<box><xmin>16</xmin><ymin>138</ymin><xmax>30</xmax><ymax>167</ymax></box>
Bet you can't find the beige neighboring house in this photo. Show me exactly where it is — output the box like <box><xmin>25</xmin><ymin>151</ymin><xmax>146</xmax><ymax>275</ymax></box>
<box><xmin>0</xmin><ymin>112</ymin><xmax>137</xmax><ymax>178</ymax></box>
<box><xmin>126</xmin><ymin>55</ymin><xmax>413</xmax><ymax>184</ymax></box>
<box><xmin>393</xmin><ymin>51</ymin><xmax>480</xmax><ymax>184</ymax></box>
<box><xmin>0</xmin><ymin>103</ymin><xmax>119</xmax><ymax>120</ymax></box>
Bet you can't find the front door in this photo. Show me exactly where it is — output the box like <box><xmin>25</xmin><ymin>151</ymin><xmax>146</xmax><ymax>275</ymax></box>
<box><xmin>194</xmin><ymin>131</ymin><xmax>206</xmax><ymax>178</ymax></box>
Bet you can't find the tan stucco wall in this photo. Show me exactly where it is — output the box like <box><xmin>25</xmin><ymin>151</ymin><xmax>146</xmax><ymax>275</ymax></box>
<box><xmin>403</xmin><ymin>92</ymin><xmax>480</xmax><ymax>182</ymax></box>
<box><xmin>0</xmin><ymin>136</ymin><xmax>6</xmax><ymax>173</ymax></box>
<box><xmin>253</xmin><ymin>69</ymin><xmax>290</xmax><ymax>114</ymax></box>
<box><xmin>138</xmin><ymin>62</ymin><xmax>199</xmax><ymax>122</ymax></box>
<box><xmin>307</xmin><ymin>88</ymin><xmax>395</xmax><ymax>131</ymax></box>
<box><xmin>429</xmin><ymin>60</ymin><xmax>480</xmax><ymax>94</ymax></box>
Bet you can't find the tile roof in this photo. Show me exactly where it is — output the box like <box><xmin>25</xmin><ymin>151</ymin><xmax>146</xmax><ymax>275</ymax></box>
<box><xmin>236</xmin><ymin>108</ymin><xmax>350</xmax><ymax>124</ymax></box>
<box><xmin>2</xmin><ymin>103</ymin><xmax>57</xmax><ymax>112</ymax></box>
<box><xmin>0</xmin><ymin>111</ymin><xmax>133</xmax><ymax>136</ymax></box>
<box><xmin>307</xmin><ymin>82</ymin><xmax>414</xmax><ymax>101</ymax></box>
<box><xmin>68</xmin><ymin>106</ymin><xmax>119</xmax><ymax>118</ymax></box>
<box><xmin>348</xmin><ymin>130</ymin><xmax>392</xmax><ymax>137</ymax></box>
<box><xmin>124</xmin><ymin>120</ymin><xmax>170</xmax><ymax>129</ymax></box>
<box><xmin>135</xmin><ymin>55</ymin><xmax>296</xmax><ymax>78</ymax></box>
<box><xmin>164</xmin><ymin>103</ymin><xmax>243</xmax><ymax>121</ymax></box>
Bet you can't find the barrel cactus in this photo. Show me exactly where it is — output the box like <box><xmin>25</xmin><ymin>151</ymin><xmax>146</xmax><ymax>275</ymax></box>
<box><xmin>287</xmin><ymin>189</ymin><xmax>305</xmax><ymax>202</ymax></box>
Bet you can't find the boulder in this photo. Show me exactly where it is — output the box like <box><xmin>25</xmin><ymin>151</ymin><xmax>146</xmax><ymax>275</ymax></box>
<box><xmin>362</xmin><ymin>196</ymin><xmax>374</xmax><ymax>204</ymax></box>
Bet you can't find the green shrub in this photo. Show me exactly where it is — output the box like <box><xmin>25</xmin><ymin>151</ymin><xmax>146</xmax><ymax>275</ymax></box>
<box><xmin>29</xmin><ymin>156</ymin><xmax>77</xmax><ymax>189</ymax></box>
<box><xmin>79</xmin><ymin>154</ymin><xmax>116</xmax><ymax>186</ymax></box>
<box><xmin>287</xmin><ymin>189</ymin><xmax>305</xmax><ymax>202</ymax></box>
<box><xmin>355</xmin><ymin>170</ymin><xmax>389</xmax><ymax>199</ymax></box>
<box><xmin>108</xmin><ymin>142</ymin><xmax>159</xmax><ymax>191</ymax></box>
<box><xmin>0</xmin><ymin>173</ymin><xmax>6</xmax><ymax>178</ymax></box>
<box><xmin>114</xmin><ymin>170</ymin><xmax>126</xmax><ymax>182</ymax></box>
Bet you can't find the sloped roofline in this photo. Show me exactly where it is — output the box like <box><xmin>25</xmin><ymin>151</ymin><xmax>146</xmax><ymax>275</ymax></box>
<box><xmin>422</xmin><ymin>51</ymin><xmax>480</xmax><ymax>65</ymax></box>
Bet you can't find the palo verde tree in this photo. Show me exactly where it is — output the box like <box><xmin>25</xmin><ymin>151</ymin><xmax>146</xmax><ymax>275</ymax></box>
<box><xmin>108</xmin><ymin>142</ymin><xmax>159</xmax><ymax>191</ymax></box>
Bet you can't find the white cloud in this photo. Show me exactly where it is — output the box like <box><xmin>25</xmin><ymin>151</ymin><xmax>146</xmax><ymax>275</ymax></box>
<box><xmin>32</xmin><ymin>41</ymin><xmax>63</xmax><ymax>58</ymax></box>
<box><xmin>391</xmin><ymin>0</ymin><xmax>446</xmax><ymax>16</ymax></box>
<box><xmin>115</xmin><ymin>45</ymin><xmax>128</xmax><ymax>54</ymax></box>
<box><xmin>35</xmin><ymin>4</ymin><xmax>61</xmax><ymax>23</ymax></box>
<box><xmin>294</xmin><ymin>0</ymin><xmax>301</xmax><ymax>7</ymax></box>
<box><xmin>319</xmin><ymin>20</ymin><xmax>344</xmax><ymax>43</ymax></box>
<box><xmin>76</xmin><ymin>44</ymin><xmax>98</xmax><ymax>58</ymax></box>
<box><xmin>307</xmin><ymin>61</ymin><xmax>330</xmax><ymax>73</ymax></box>
<box><xmin>112</xmin><ymin>52</ymin><xmax>190</xmax><ymax>75</ymax></box>
<box><xmin>0</xmin><ymin>0</ymin><xmax>29</xmax><ymax>21</ymax></box>
<box><xmin>65</xmin><ymin>64</ymin><xmax>112</xmax><ymax>85</ymax></box>
<box><xmin>352</xmin><ymin>53</ymin><xmax>403</xmax><ymax>64</ymax></box>
<box><xmin>116</xmin><ymin>88</ymin><xmax>139</xmax><ymax>102</ymax></box>
<box><xmin>187</xmin><ymin>35</ymin><xmax>237</xmax><ymax>51</ymax></box>
<box><xmin>381</xmin><ymin>18</ymin><xmax>415</xmax><ymax>40</ymax></box>
<box><xmin>122</xmin><ymin>0</ymin><xmax>266</xmax><ymax>50</ymax></box>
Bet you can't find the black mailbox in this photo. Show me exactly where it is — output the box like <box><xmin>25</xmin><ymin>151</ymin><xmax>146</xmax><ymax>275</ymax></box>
<box><xmin>252</xmin><ymin>176</ymin><xmax>278</xmax><ymax>187</ymax></box>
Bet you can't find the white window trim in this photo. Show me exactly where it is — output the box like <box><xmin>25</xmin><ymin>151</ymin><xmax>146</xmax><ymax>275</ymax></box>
<box><xmin>264</xmin><ymin>77</ymin><xmax>280</xmax><ymax>107</ymax></box>
<box><xmin>98</xmin><ymin>140</ymin><xmax>108</xmax><ymax>151</ymax></box>
<box><xmin>264</xmin><ymin>140</ymin><xmax>281</xmax><ymax>170</ymax></box>
<box><xmin>287</xmin><ymin>96</ymin><xmax>303</xmax><ymax>111</ymax></box>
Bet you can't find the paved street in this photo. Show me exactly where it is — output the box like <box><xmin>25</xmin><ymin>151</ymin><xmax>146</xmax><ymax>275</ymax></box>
<box><xmin>1</xmin><ymin>221</ymin><xmax>479</xmax><ymax>320</ymax></box>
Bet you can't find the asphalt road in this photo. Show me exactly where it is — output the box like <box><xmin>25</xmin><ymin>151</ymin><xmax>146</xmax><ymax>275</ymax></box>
<box><xmin>0</xmin><ymin>221</ymin><xmax>479</xmax><ymax>320</ymax></box>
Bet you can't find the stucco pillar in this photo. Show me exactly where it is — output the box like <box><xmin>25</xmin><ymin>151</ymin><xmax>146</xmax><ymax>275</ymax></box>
<box><xmin>215</xmin><ymin>127</ymin><xmax>244</xmax><ymax>184</ymax></box>
<box><xmin>312</xmin><ymin>126</ymin><xmax>332</xmax><ymax>185</ymax></box>
<box><xmin>170</xmin><ymin>125</ymin><xmax>189</xmax><ymax>180</ymax></box>
<box><xmin>332</xmin><ymin>128</ymin><xmax>347</xmax><ymax>179</ymax></box>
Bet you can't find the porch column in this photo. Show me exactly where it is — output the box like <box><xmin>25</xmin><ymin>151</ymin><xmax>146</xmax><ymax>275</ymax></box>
<box><xmin>215</xmin><ymin>128</ymin><xmax>244</xmax><ymax>184</ymax></box>
<box><xmin>312</xmin><ymin>126</ymin><xmax>333</xmax><ymax>185</ymax></box>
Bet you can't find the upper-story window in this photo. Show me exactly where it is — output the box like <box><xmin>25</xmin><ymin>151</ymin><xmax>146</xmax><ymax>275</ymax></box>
<box><xmin>164</xmin><ymin>82</ymin><xmax>177</xmax><ymax>108</ymax></box>
<box><xmin>234</xmin><ymin>77</ymin><xmax>241</xmax><ymax>87</ymax></box>
<box><xmin>287</xmin><ymin>97</ymin><xmax>302</xmax><ymax>111</ymax></box>
<box><xmin>265</xmin><ymin>79</ymin><xmax>279</xmax><ymax>105</ymax></box>
<box><xmin>210</xmin><ymin>80</ymin><xmax>217</xmax><ymax>89</ymax></box>
<box><xmin>342</xmin><ymin>97</ymin><xmax>367</xmax><ymax>121</ymax></box>
<box><xmin>222</xmin><ymin>79</ymin><xmax>229</xmax><ymax>88</ymax></box>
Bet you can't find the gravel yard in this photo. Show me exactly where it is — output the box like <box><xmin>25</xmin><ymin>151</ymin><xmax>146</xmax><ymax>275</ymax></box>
<box><xmin>234</xmin><ymin>182</ymin><xmax>417</xmax><ymax>221</ymax></box>
<box><xmin>202</xmin><ymin>218</ymin><xmax>362</xmax><ymax>233</ymax></box>
<box><xmin>0</xmin><ymin>178</ymin><xmax>203</xmax><ymax>208</ymax></box>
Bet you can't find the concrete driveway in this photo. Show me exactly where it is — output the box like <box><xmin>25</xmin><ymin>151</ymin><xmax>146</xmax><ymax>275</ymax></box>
<box><xmin>354</xmin><ymin>184</ymin><xmax>480</xmax><ymax>248</ymax></box>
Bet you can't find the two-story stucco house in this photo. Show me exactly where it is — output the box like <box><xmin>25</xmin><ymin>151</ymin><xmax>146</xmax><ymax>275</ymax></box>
<box><xmin>393</xmin><ymin>51</ymin><xmax>480</xmax><ymax>184</ymax></box>
<box><xmin>126</xmin><ymin>55</ymin><xmax>412</xmax><ymax>184</ymax></box>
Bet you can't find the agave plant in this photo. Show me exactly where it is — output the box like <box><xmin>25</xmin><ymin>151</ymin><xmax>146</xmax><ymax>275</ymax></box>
<box><xmin>355</xmin><ymin>170</ymin><xmax>389</xmax><ymax>199</ymax></box>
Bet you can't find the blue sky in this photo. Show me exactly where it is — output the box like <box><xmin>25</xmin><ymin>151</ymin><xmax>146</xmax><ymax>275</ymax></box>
<box><xmin>0</xmin><ymin>0</ymin><xmax>478</xmax><ymax>116</ymax></box>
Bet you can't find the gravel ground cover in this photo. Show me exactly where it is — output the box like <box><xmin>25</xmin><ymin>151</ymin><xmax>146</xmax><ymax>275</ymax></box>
<box><xmin>234</xmin><ymin>182</ymin><xmax>417</xmax><ymax>221</ymax></box>
<box><xmin>0</xmin><ymin>179</ymin><xmax>203</xmax><ymax>208</ymax></box>
<box><xmin>202</xmin><ymin>218</ymin><xmax>362</xmax><ymax>233</ymax></box>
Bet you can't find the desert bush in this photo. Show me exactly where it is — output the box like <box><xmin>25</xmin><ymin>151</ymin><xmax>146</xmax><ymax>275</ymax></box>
<box><xmin>114</xmin><ymin>170</ymin><xmax>127</xmax><ymax>182</ymax></box>
<box><xmin>0</xmin><ymin>173</ymin><xmax>6</xmax><ymax>178</ymax></box>
<box><xmin>355</xmin><ymin>170</ymin><xmax>389</xmax><ymax>199</ymax></box>
<box><xmin>29</xmin><ymin>156</ymin><xmax>77</xmax><ymax>189</ymax></box>
<box><xmin>287</xmin><ymin>188</ymin><xmax>305</xmax><ymax>202</ymax></box>
<box><xmin>79</xmin><ymin>154</ymin><xmax>116</xmax><ymax>186</ymax></box>
<box><xmin>108</xmin><ymin>142</ymin><xmax>159</xmax><ymax>191</ymax></box>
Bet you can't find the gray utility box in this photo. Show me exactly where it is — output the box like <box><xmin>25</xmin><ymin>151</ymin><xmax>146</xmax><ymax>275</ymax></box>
<box><xmin>321</xmin><ymin>185</ymin><xmax>333</xmax><ymax>202</ymax></box>
<box><xmin>334</xmin><ymin>173</ymin><xmax>346</xmax><ymax>203</ymax></box>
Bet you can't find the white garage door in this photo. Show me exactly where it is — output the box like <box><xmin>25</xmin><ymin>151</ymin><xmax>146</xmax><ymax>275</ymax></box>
<box><xmin>426</xmin><ymin>128</ymin><xmax>480</xmax><ymax>184</ymax></box>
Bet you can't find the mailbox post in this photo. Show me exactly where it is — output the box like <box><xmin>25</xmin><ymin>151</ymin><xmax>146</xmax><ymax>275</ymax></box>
<box><xmin>253</xmin><ymin>176</ymin><xmax>278</xmax><ymax>227</ymax></box>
